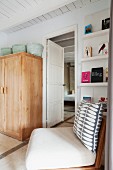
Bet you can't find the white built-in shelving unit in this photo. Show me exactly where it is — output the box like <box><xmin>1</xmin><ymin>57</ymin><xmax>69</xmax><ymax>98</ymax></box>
<box><xmin>81</xmin><ymin>28</ymin><xmax>109</xmax><ymax>102</ymax></box>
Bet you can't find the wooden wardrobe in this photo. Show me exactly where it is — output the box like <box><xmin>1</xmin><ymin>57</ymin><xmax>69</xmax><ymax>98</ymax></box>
<box><xmin>0</xmin><ymin>52</ymin><xmax>42</xmax><ymax>141</ymax></box>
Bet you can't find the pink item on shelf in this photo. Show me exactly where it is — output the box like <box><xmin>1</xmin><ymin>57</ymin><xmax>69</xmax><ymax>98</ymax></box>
<box><xmin>82</xmin><ymin>71</ymin><xmax>91</xmax><ymax>83</ymax></box>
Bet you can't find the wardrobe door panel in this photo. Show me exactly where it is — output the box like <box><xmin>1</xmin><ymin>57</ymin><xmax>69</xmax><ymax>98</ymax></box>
<box><xmin>4</xmin><ymin>56</ymin><xmax>22</xmax><ymax>139</ymax></box>
<box><xmin>21</xmin><ymin>55</ymin><xmax>42</xmax><ymax>140</ymax></box>
<box><xmin>0</xmin><ymin>59</ymin><xmax>4</xmax><ymax>131</ymax></box>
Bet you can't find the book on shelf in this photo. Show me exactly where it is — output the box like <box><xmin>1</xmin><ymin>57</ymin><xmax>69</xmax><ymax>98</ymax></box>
<box><xmin>91</xmin><ymin>67</ymin><xmax>103</xmax><ymax>83</ymax></box>
<box><xmin>83</xmin><ymin>96</ymin><xmax>92</xmax><ymax>103</ymax></box>
<box><xmin>81</xmin><ymin>71</ymin><xmax>90</xmax><ymax>83</ymax></box>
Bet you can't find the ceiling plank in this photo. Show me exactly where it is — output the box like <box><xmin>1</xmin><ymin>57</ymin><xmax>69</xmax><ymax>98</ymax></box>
<box><xmin>38</xmin><ymin>15</ymin><xmax>47</xmax><ymax>21</ymax></box>
<box><xmin>21</xmin><ymin>21</ymin><xmax>33</xmax><ymax>27</ymax></box>
<box><xmin>48</xmin><ymin>11</ymin><xmax>57</xmax><ymax>18</ymax></box>
<box><xmin>81</xmin><ymin>0</ymin><xmax>91</xmax><ymax>5</ymax></box>
<box><xmin>16</xmin><ymin>0</ymin><xmax>28</xmax><ymax>8</ymax></box>
<box><xmin>24</xmin><ymin>0</ymin><xmax>38</xmax><ymax>7</ymax></box>
<box><xmin>7</xmin><ymin>0</ymin><xmax>26</xmax><ymax>11</ymax></box>
<box><xmin>43</xmin><ymin>13</ymin><xmax>52</xmax><ymax>20</ymax></box>
<box><xmin>17</xmin><ymin>0</ymin><xmax>32</xmax><ymax>9</ymax></box>
<box><xmin>60</xmin><ymin>5</ymin><xmax>70</xmax><ymax>13</ymax></box>
<box><xmin>54</xmin><ymin>9</ymin><xmax>63</xmax><ymax>16</ymax></box>
<box><xmin>0</xmin><ymin>7</ymin><xmax>11</xmax><ymax>18</ymax></box>
<box><xmin>29</xmin><ymin>19</ymin><xmax>37</xmax><ymax>25</ymax></box>
<box><xmin>0</xmin><ymin>1</ymin><xmax>16</xmax><ymax>13</ymax></box>
<box><xmin>73</xmin><ymin>0</ymin><xmax>83</xmax><ymax>8</ymax></box>
<box><xmin>66</xmin><ymin>3</ymin><xmax>76</xmax><ymax>11</ymax></box>
<box><xmin>33</xmin><ymin>17</ymin><xmax>42</xmax><ymax>23</ymax></box>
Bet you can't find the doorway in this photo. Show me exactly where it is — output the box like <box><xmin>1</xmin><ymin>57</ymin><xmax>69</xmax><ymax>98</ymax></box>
<box><xmin>43</xmin><ymin>25</ymin><xmax>78</xmax><ymax>128</ymax></box>
<box><xmin>50</xmin><ymin>32</ymin><xmax>75</xmax><ymax>121</ymax></box>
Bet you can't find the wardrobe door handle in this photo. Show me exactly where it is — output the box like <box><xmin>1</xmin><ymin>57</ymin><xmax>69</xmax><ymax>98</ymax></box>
<box><xmin>4</xmin><ymin>87</ymin><xmax>7</xmax><ymax>94</ymax></box>
<box><xmin>0</xmin><ymin>87</ymin><xmax>4</xmax><ymax>94</ymax></box>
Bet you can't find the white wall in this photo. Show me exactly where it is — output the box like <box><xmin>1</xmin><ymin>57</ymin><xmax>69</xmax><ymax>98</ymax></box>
<box><xmin>0</xmin><ymin>32</ymin><xmax>8</xmax><ymax>55</ymax></box>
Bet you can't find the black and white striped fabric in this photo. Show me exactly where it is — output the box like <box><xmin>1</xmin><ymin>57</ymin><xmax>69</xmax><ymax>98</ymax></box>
<box><xmin>73</xmin><ymin>102</ymin><xmax>103</xmax><ymax>153</ymax></box>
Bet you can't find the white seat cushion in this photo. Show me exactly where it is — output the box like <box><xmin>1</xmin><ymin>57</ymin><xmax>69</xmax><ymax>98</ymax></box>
<box><xmin>26</xmin><ymin>127</ymin><xmax>96</xmax><ymax>170</ymax></box>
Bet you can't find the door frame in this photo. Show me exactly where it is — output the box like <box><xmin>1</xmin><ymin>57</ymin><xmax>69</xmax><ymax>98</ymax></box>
<box><xmin>42</xmin><ymin>25</ymin><xmax>78</xmax><ymax>127</ymax></box>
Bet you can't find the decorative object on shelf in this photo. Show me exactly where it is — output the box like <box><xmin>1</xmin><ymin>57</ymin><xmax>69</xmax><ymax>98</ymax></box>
<box><xmin>1</xmin><ymin>47</ymin><xmax>12</xmax><ymax>56</ymax></box>
<box><xmin>81</xmin><ymin>71</ymin><xmax>90</xmax><ymax>83</ymax></box>
<box><xmin>84</xmin><ymin>24</ymin><xmax>92</xmax><ymax>34</ymax></box>
<box><xmin>98</xmin><ymin>42</ymin><xmax>108</xmax><ymax>55</ymax></box>
<box><xmin>27</xmin><ymin>43</ymin><xmax>44</xmax><ymax>57</ymax></box>
<box><xmin>12</xmin><ymin>44</ymin><xmax>26</xmax><ymax>53</ymax></box>
<box><xmin>105</xmin><ymin>67</ymin><xmax>108</xmax><ymax>82</ymax></box>
<box><xmin>84</xmin><ymin>46</ymin><xmax>92</xmax><ymax>57</ymax></box>
<box><xmin>102</xmin><ymin>18</ymin><xmax>110</xmax><ymax>30</ymax></box>
<box><xmin>99</xmin><ymin>97</ymin><xmax>105</xmax><ymax>102</ymax></box>
<box><xmin>83</xmin><ymin>96</ymin><xmax>92</xmax><ymax>103</ymax></box>
<box><xmin>91</xmin><ymin>67</ymin><xmax>103</xmax><ymax>83</ymax></box>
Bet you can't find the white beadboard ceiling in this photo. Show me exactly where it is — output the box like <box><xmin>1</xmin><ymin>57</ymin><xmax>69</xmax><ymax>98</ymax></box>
<box><xmin>0</xmin><ymin>0</ymin><xmax>101</xmax><ymax>33</ymax></box>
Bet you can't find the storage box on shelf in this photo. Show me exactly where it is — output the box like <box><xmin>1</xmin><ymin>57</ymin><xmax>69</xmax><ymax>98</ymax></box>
<box><xmin>1</xmin><ymin>47</ymin><xmax>12</xmax><ymax>56</ymax></box>
<box><xmin>12</xmin><ymin>44</ymin><xmax>26</xmax><ymax>53</ymax></box>
<box><xmin>27</xmin><ymin>43</ymin><xmax>44</xmax><ymax>57</ymax></box>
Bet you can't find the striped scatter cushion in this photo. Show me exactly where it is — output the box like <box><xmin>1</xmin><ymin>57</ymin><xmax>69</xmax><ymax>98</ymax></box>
<box><xmin>73</xmin><ymin>102</ymin><xmax>103</xmax><ymax>153</ymax></box>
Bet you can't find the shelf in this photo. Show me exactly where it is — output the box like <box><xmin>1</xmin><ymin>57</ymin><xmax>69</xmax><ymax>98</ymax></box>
<box><xmin>81</xmin><ymin>55</ymin><xmax>108</xmax><ymax>62</ymax></box>
<box><xmin>80</xmin><ymin>82</ymin><xmax>108</xmax><ymax>87</ymax></box>
<box><xmin>83</xmin><ymin>29</ymin><xmax>109</xmax><ymax>39</ymax></box>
